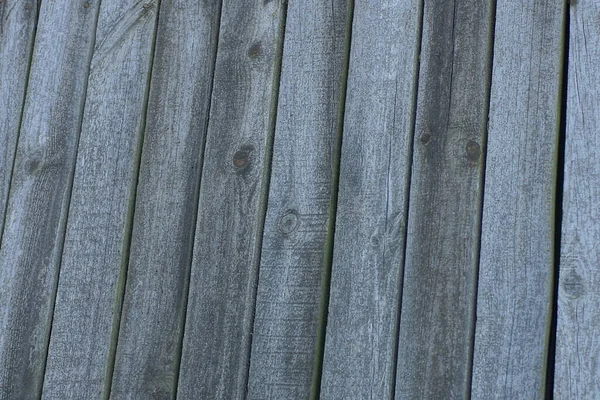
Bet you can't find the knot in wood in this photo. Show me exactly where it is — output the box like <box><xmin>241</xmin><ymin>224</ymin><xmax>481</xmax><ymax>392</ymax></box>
<box><xmin>248</xmin><ymin>42</ymin><xmax>262</xmax><ymax>59</ymax></box>
<box><xmin>419</xmin><ymin>132</ymin><xmax>431</xmax><ymax>145</ymax></box>
<box><xmin>279</xmin><ymin>210</ymin><xmax>299</xmax><ymax>234</ymax></box>
<box><xmin>562</xmin><ymin>271</ymin><xmax>585</xmax><ymax>298</ymax></box>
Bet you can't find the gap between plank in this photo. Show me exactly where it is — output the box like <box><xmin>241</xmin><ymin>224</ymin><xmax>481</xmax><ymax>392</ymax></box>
<box><xmin>389</xmin><ymin>0</ymin><xmax>425</xmax><ymax>397</ymax></box>
<box><xmin>242</xmin><ymin>2</ymin><xmax>288</xmax><ymax>398</ymax></box>
<box><xmin>38</xmin><ymin>1</ymin><xmax>104</xmax><ymax>397</ymax></box>
<box><xmin>309</xmin><ymin>0</ymin><xmax>354</xmax><ymax>398</ymax></box>
<box><xmin>466</xmin><ymin>0</ymin><xmax>497</xmax><ymax>398</ymax></box>
<box><xmin>545</xmin><ymin>2</ymin><xmax>570</xmax><ymax>399</ymax></box>
<box><xmin>102</xmin><ymin>3</ymin><xmax>163</xmax><ymax>398</ymax></box>
<box><xmin>168</xmin><ymin>1</ymin><xmax>224</xmax><ymax>397</ymax></box>
<box><xmin>0</xmin><ymin>3</ymin><xmax>41</xmax><ymax>249</ymax></box>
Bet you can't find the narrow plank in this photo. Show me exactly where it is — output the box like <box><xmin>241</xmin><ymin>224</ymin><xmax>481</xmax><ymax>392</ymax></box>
<box><xmin>555</xmin><ymin>1</ymin><xmax>600</xmax><ymax>397</ymax></box>
<box><xmin>175</xmin><ymin>1</ymin><xmax>285</xmax><ymax>399</ymax></box>
<box><xmin>40</xmin><ymin>1</ymin><xmax>159</xmax><ymax>398</ymax></box>
<box><xmin>108</xmin><ymin>0</ymin><xmax>220</xmax><ymax>398</ymax></box>
<box><xmin>319</xmin><ymin>1</ymin><xmax>421</xmax><ymax>398</ymax></box>
<box><xmin>395</xmin><ymin>0</ymin><xmax>493</xmax><ymax>398</ymax></box>
<box><xmin>471</xmin><ymin>1</ymin><xmax>565</xmax><ymax>398</ymax></box>
<box><xmin>0</xmin><ymin>1</ymin><xmax>100</xmax><ymax>398</ymax></box>
<box><xmin>0</xmin><ymin>0</ymin><xmax>38</xmax><ymax>235</ymax></box>
<box><xmin>246</xmin><ymin>0</ymin><xmax>349</xmax><ymax>398</ymax></box>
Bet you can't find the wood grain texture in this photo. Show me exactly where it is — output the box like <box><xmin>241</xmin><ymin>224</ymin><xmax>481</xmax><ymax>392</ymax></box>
<box><xmin>108</xmin><ymin>1</ymin><xmax>220</xmax><ymax>398</ymax></box>
<box><xmin>176</xmin><ymin>1</ymin><xmax>284</xmax><ymax>399</ymax></box>
<box><xmin>555</xmin><ymin>1</ymin><xmax>600</xmax><ymax>398</ymax></box>
<box><xmin>395</xmin><ymin>1</ymin><xmax>493</xmax><ymax>398</ymax></box>
<box><xmin>471</xmin><ymin>1</ymin><xmax>565</xmax><ymax>398</ymax></box>
<box><xmin>319</xmin><ymin>1</ymin><xmax>421</xmax><ymax>398</ymax></box>
<box><xmin>41</xmin><ymin>1</ymin><xmax>159</xmax><ymax>398</ymax></box>
<box><xmin>246</xmin><ymin>0</ymin><xmax>349</xmax><ymax>398</ymax></box>
<box><xmin>0</xmin><ymin>0</ymin><xmax>38</xmax><ymax>236</ymax></box>
<box><xmin>0</xmin><ymin>1</ymin><xmax>100</xmax><ymax>398</ymax></box>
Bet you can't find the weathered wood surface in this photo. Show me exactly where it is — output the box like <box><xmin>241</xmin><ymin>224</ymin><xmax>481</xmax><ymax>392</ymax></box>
<box><xmin>471</xmin><ymin>1</ymin><xmax>565</xmax><ymax>398</ymax></box>
<box><xmin>176</xmin><ymin>1</ymin><xmax>284</xmax><ymax>399</ymax></box>
<box><xmin>319</xmin><ymin>0</ymin><xmax>420</xmax><ymax>398</ymax></box>
<box><xmin>396</xmin><ymin>0</ymin><xmax>493</xmax><ymax>398</ymax></box>
<box><xmin>0</xmin><ymin>1</ymin><xmax>100</xmax><ymax>398</ymax></box>
<box><xmin>246</xmin><ymin>0</ymin><xmax>349</xmax><ymax>398</ymax></box>
<box><xmin>109</xmin><ymin>1</ymin><xmax>220</xmax><ymax>398</ymax></box>
<box><xmin>0</xmin><ymin>0</ymin><xmax>38</xmax><ymax>236</ymax></box>
<box><xmin>555</xmin><ymin>1</ymin><xmax>600</xmax><ymax>398</ymax></box>
<box><xmin>41</xmin><ymin>1</ymin><xmax>159</xmax><ymax>398</ymax></box>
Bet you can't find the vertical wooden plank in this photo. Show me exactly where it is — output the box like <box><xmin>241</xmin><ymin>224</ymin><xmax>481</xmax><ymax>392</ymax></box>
<box><xmin>245</xmin><ymin>0</ymin><xmax>349</xmax><ymax>398</ymax></box>
<box><xmin>395</xmin><ymin>0</ymin><xmax>493</xmax><ymax>398</ymax></box>
<box><xmin>175</xmin><ymin>1</ymin><xmax>284</xmax><ymax>399</ymax></box>
<box><xmin>319</xmin><ymin>1</ymin><xmax>421</xmax><ymax>398</ymax></box>
<box><xmin>555</xmin><ymin>1</ymin><xmax>600</xmax><ymax>398</ymax></box>
<box><xmin>40</xmin><ymin>1</ymin><xmax>159</xmax><ymax>398</ymax></box>
<box><xmin>107</xmin><ymin>0</ymin><xmax>220</xmax><ymax>398</ymax></box>
<box><xmin>471</xmin><ymin>1</ymin><xmax>565</xmax><ymax>398</ymax></box>
<box><xmin>0</xmin><ymin>0</ymin><xmax>38</xmax><ymax>234</ymax></box>
<box><xmin>0</xmin><ymin>1</ymin><xmax>99</xmax><ymax>398</ymax></box>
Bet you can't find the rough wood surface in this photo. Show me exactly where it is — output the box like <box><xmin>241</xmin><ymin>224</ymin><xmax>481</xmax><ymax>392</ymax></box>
<box><xmin>395</xmin><ymin>0</ymin><xmax>493</xmax><ymax>398</ymax></box>
<box><xmin>108</xmin><ymin>1</ymin><xmax>220</xmax><ymax>398</ymax></box>
<box><xmin>245</xmin><ymin>0</ymin><xmax>349</xmax><ymax>397</ymax></box>
<box><xmin>555</xmin><ymin>1</ymin><xmax>600</xmax><ymax>398</ymax></box>
<box><xmin>319</xmin><ymin>1</ymin><xmax>420</xmax><ymax>398</ymax></box>
<box><xmin>0</xmin><ymin>0</ymin><xmax>38</xmax><ymax>236</ymax></box>
<box><xmin>0</xmin><ymin>1</ymin><xmax>100</xmax><ymax>398</ymax></box>
<box><xmin>41</xmin><ymin>1</ymin><xmax>159</xmax><ymax>398</ymax></box>
<box><xmin>471</xmin><ymin>1</ymin><xmax>565</xmax><ymax>398</ymax></box>
<box><xmin>176</xmin><ymin>1</ymin><xmax>284</xmax><ymax>399</ymax></box>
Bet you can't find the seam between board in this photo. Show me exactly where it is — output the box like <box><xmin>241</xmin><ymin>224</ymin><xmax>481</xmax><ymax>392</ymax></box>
<box><xmin>466</xmin><ymin>0</ymin><xmax>497</xmax><ymax>398</ymax></box>
<box><xmin>390</xmin><ymin>0</ymin><xmax>425</xmax><ymax>397</ymax></box>
<box><xmin>38</xmin><ymin>1</ymin><xmax>105</xmax><ymax>398</ymax></box>
<box><xmin>172</xmin><ymin>1</ymin><xmax>224</xmax><ymax>398</ymax></box>
<box><xmin>308</xmin><ymin>0</ymin><xmax>354</xmax><ymax>398</ymax></box>
<box><xmin>102</xmin><ymin>2</ymin><xmax>163</xmax><ymax>398</ymax></box>
<box><xmin>0</xmin><ymin>2</ymin><xmax>41</xmax><ymax>249</ymax></box>
<box><xmin>243</xmin><ymin>1</ymin><xmax>288</xmax><ymax>398</ymax></box>
<box><xmin>545</xmin><ymin>1</ymin><xmax>570</xmax><ymax>399</ymax></box>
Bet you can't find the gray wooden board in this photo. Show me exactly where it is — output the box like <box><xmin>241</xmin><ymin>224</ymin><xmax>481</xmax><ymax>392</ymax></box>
<box><xmin>0</xmin><ymin>1</ymin><xmax>100</xmax><ymax>398</ymax></box>
<box><xmin>108</xmin><ymin>0</ymin><xmax>220</xmax><ymax>398</ymax></box>
<box><xmin>555</xmin><ymin>1</ymin><xmax>600</xmax><ymax>397</ymax></box>
<box><xmin>176</xmin><ymin>1</ymin><xmax>284</xmax><ymax>399</ymax></box>
<box><xmin>0</xmin><ymin>0</ymin><xmax>38</xmax><ymax>236</ymax></box>
<box><xmin>245</xmin><ymin>0</ymin><xmax>349</xmax><ymax>398</ymax></box>
<box><xmin>471</xmin><ymin>1</ymin><xmax>565</xmax><ymax>398</ymax></box>
<box><xmin>41</xmin><ymin>1</ymin><xmax>159</xmax><ymax>398</ymax></box>
<box><xmin>395</xmin><ymin>0</ymin><xmax>493</xmax><ymax>398</ymax></box>
<box><xmin>319</xmin><ymin>1</ymin><xmax>421</xmax><ymax>398</ymax></box>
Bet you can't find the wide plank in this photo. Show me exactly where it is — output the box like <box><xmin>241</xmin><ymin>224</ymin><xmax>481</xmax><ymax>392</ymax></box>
<box><xmin>108</xmin><ymin>0</ymin><xmax>220</xmax><ymax>398</ymax></box>
<box><xmin>0</xmin><ymin>1</ymin><xmax>100</xmax><ymax>398</ymax></box>
<box><xmin>471</xmin><ymin>1</ymin><xmax>565</xmax><ymax>398</ymax></box>
<box><xmin>41</xmin><ymin>1</ymin><xmax>159</xmax><ymax>398</ymax></box>
<box><xmin>395</xmin><ymin>0</ymin><xmax>493</xmax><ymax>398</ymax></box>
<box><xmin>555</xmin><ymin>1</ymin><xmax>600</xmax><ymax>397</ymax></box>
<box><xmin>0</xmin><ymin>0</ymin><xmax>38</xmax><ymax>235</ymax></box>
<box><xmin>246</xmin><ymin>0</ymin><xmax>349</xmax><ymax>398</ymax></box>
<box><xmin>319</xmin><ymin>1</ymin><xmax>421</xmax><ymax>398</ymax></box>
<box><xmin>176</xmin><ymin>1</ymin><xmax>285</xmax><ymax>399</ymax></box>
